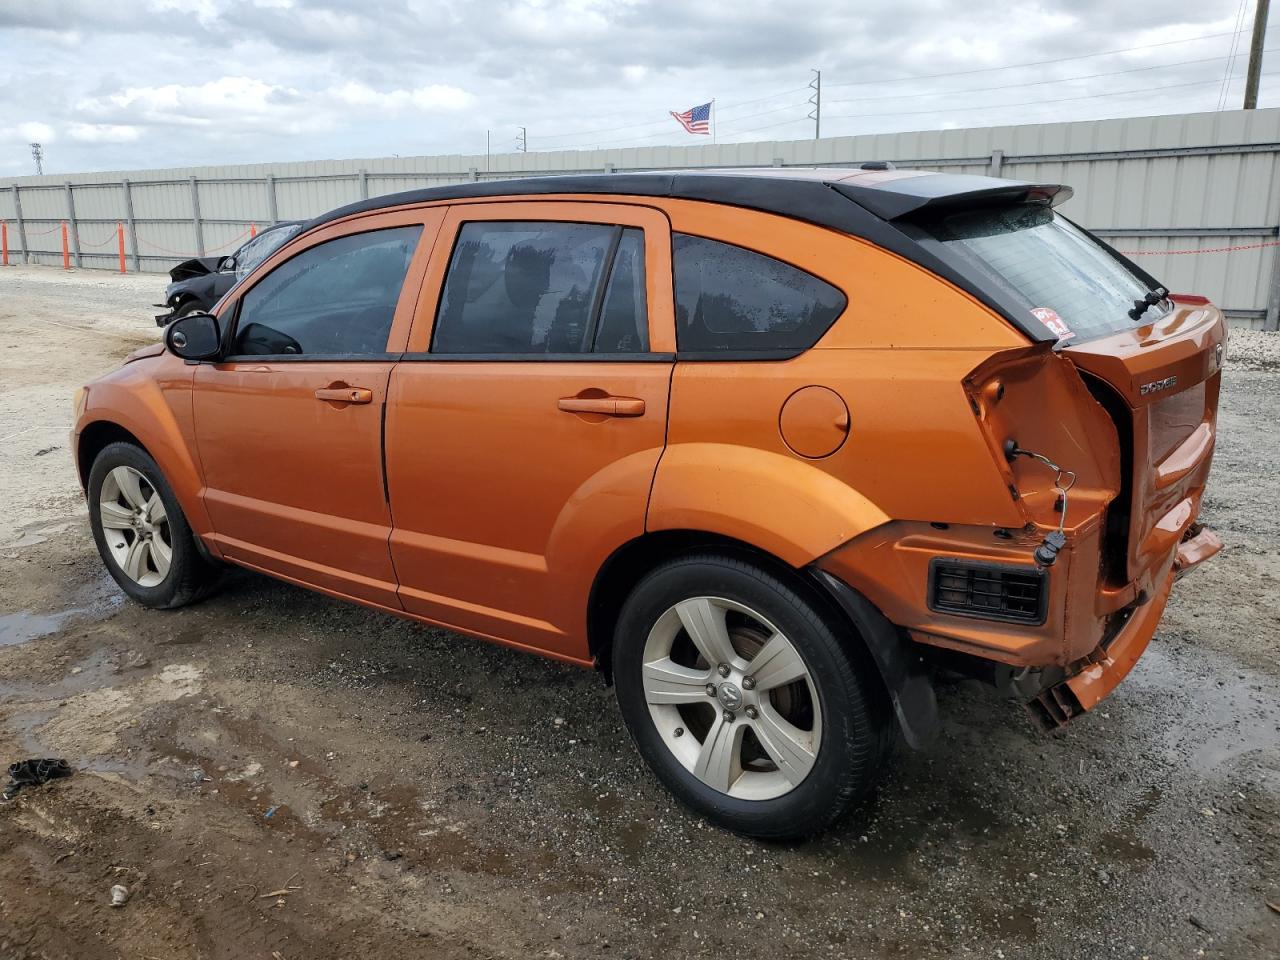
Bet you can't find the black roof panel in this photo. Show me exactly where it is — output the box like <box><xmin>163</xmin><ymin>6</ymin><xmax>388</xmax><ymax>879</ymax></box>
<box><xmin>298</xmin><ymin>168</ymin><xmax>1075</xmax><ymax>345</ymax></box>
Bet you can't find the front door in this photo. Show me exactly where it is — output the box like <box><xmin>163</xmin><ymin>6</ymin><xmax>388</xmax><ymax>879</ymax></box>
<box><xmin>385</xmin><ymin>201</ymin><xmax>675</xmax><ymax>659</ymax></box>
<box><xmin>194</xmin><ymin>210</ymin><xmax>440</xmax><ymax>607</ymax></box>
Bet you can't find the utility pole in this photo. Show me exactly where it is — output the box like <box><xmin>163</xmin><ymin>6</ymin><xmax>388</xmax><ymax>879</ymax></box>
<box><xmin>1245</xmin><ymin>0</ymin><xmax>1271</xmax><ymax>109</ymax></box>
<box><xmin>808</xmin><ymin>70</ymin><xmax>821</xmax><ymax>140</ymax></box>
<box><xmin>516</xmin><ymin>126</ymin><xmax>527</xmax><ymax>153</ymax></box>
<box><xmin>29</xmin><ymin>142</ymin><xmax>43</xmax><ymax>176</ymax></box>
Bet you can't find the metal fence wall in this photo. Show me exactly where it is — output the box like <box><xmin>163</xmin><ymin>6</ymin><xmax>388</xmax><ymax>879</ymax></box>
<box><xmin>3</xmin><ymin>107</ymin><xmax>1279</xmax><ymax>329</ymax></box>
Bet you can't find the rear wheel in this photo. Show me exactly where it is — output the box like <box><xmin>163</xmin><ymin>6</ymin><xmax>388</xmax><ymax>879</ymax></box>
<box><xmin>613</xmin><ymin>554</ymin><xmax>891</xmax><ymax>840</ymax></box>
<box><xmin>87</xmin><ymin>442</ymin><xmax>220</xmax><ymax>609</ymax></box>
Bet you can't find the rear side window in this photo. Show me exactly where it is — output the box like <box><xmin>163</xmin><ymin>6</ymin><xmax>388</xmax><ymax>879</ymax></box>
<box><xmin>433</xmin><ymin>222</ymin><xmax>649</xmax><ymax>355</ymax></box>
<box><xmin>672</xmin><ymin>234</ymin><xmax>846</xmax><ymax>354</ymax></box>
<box><xmin>232</xmin><ymin>225</ymin><xmax>422</xmax><ymax>356</ymax></box>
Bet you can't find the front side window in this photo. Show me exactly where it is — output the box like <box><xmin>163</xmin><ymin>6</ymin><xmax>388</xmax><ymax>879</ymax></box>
<box><xmin>433</xmin><ymin>221</ymin><xmax>648</xmax><ymax>355</ymax></box>
<box><xmin>232</xmin><ymin>225</ymin><xmax>422</xmax><ymax>356</ymax></box>
<box><xmin>918</xmin><ymin>204</ymin><xmax>1168</xmax><ymax>342</ymax></box>
<box><xmin>672</xmin><ymin>234</ymin><xmax>847</xmax><ymax>353</ymax></box>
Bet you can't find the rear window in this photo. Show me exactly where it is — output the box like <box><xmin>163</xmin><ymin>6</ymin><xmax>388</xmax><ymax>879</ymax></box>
<box><xmin>919</xmin><ymin>205</ymin><xmax>1168</xmax><ymax>342</ymax></box>
<box><xmin>672</xmin><ymin>234</ymin><xmax>846</xmax><ymax>354</ymax></box>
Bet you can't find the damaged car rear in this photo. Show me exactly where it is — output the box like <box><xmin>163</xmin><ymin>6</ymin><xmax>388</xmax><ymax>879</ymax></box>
<box><xmin>818</xmin><ymin>176</ymin><xmax>1224</xmax><ymax>735</ymax></box>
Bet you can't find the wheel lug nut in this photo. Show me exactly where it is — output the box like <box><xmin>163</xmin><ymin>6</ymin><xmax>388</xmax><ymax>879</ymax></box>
<box><xmin>722</xmin><ymin>710</ymin><xmax>735</xmax><ymax>723</ymax></box>
<box><xmin>705</xmin><ymin>684</ymin><xmax>717</xmax><ymax>697</ymax></box>
<box><xmin>742</xmin><ymin>676</ymin><xmax>756</xmax><ymax>690</ymax></box>
<box><xmin>717</xmin><ymin>663</ymin><xmax>730</xmax><ymax>678</ymax></box>
<box><xmin>745</xmin><ymin>706</ymin><xmax>758</xmax><ymax>720</ymax></box>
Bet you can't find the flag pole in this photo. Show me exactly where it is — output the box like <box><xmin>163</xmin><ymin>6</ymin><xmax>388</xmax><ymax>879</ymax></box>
<box><xmin>712</xmin><ymin>99</ymin><xmax>717</xmax><ymax>144</ymax></box>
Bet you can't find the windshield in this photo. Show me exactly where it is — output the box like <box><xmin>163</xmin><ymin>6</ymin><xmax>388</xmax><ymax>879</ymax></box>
<box><xmin>235</xmin><ymin>223</ymin><xmax>304</xmax><ymax>280</ymax></box>
<box><xmin>920</xmin><ymin>204</ymin><xmax>1169</xmax><ymax>342</ymax></box>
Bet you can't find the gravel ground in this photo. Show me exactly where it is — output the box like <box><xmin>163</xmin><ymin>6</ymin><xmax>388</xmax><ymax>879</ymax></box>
<box><xmin>0</xmin><ymin>265</ymin><xmax>1277</xmax><ymax>960</ymax></box>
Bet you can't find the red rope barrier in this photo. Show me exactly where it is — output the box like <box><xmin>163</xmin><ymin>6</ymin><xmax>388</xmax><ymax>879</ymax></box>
<box><xmin>134</xmin><ymin>227</ymin><xmax>252</xmax><ymax>258</ymax></box>
<box><xmin>1117</xmin><ymin>239</ymin><xmax>1280</xmax><ymax>256</ymax></box>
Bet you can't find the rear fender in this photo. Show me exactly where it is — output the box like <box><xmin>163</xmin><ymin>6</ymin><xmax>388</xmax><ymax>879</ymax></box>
<box><xmin>647</xmin><ymin>443</ymin><xmax>889</xmax><ymax>566</ymax></box>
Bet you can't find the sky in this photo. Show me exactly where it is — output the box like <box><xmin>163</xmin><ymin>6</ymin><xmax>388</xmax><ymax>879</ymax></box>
<box><xmin>0</xmin><ymin>0</ymin><xmax>1275</xmax><ymax>176</ymax></box>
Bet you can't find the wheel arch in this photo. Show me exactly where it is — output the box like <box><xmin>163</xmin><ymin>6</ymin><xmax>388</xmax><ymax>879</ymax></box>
<box><xmin>588</xmin><ymin>528</ymin><xmax>939</xmax><ymax>749</ymax></box>
<box><xmin>77</xmin><ymin>420</ymin><xmax>149</xmax><ymax>490</ymax></box>
<box><xmin>588</xmin><ymin>530</ymin><xmax>810</xmax><ymax>680</ymax></box>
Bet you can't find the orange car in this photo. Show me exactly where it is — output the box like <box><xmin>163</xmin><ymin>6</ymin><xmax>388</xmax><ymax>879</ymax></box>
<box><xmin>73</xmin><ymin>168</ymin><xmax>1223</xmax><ymax>838</ymax></box>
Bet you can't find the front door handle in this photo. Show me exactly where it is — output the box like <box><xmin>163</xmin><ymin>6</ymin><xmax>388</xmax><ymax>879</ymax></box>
<box><xmin>315</xmin><ymin>386</ymin><xmax>373</xmax><ymax>404</ymax></box>
<box><xmin>558</xmin><ymin>396</ymin><xmax>646</xmax><ymax>417</ymax></box>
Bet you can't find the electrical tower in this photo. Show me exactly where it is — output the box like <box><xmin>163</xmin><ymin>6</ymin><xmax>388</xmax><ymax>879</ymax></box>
<box><xmin>808</xmin><ymin>70</ymin><xmax>821</xmax><ymax>140</ymax></box>
<box><xmin>517</xmin><ymin>127</ymin><xmax>528</xmax><ymax>153</ymax></box>
<box><xmin>30</xmin><ymin>142</ymin><xmax>44</xmax><ymax>175</ymax></box>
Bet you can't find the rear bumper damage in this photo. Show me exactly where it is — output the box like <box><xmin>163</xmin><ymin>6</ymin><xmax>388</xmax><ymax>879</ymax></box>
<box><xmin>1028</xmin><ymin>522</ymin><xmax>1221</xmax><ymax>730</ymax></box>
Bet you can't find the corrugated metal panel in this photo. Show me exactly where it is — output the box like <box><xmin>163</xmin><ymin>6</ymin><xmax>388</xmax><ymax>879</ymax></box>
<box><xmin>4</xmin><ymin>107</ymin><xmax>1277</xmax><ymax>316</ymax></box>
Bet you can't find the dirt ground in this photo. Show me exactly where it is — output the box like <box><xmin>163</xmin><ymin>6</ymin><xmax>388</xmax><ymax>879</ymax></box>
<box><xmin>0</xmin><ymin>264</ymin><xmax>1277</xmax><ymax>960</ymax></box>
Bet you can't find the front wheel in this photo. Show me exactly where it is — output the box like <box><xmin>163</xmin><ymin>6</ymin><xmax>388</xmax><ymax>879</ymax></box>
<box><xmin>87</xmin><ymin>441</ymin><xmax>220</xmax><ymax>609</ymax></box>
<box><xmin>613</xmin><ymin>554</ymin><xmax>892</xmax><ymax>840</ymax></box>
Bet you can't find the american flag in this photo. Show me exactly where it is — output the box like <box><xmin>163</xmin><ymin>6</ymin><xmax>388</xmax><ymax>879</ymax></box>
<box><xmin>670</xmin><ymin>102</ymin><xmax>711</xmax><ymax>135</ymax></box>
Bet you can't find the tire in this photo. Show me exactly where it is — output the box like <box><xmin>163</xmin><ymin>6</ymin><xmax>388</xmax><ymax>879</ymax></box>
<box><xmin>173</xmin><ymin>298</ymin><xmax>203</xmax><ymax>319</ymax></box>
<box><xmin>87</xmin><ymin>441</ymin><xmax>220</xmax><ymax>609</ymax></box>
<box><xmin>613</xmin><ymin>554</ymin><xmax>892</xmax><ymax>840</ymax></box>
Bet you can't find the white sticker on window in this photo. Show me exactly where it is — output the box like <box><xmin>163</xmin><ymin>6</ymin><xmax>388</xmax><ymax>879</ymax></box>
<box><xmin>1030</xmin><ymin>306</ymin><xmax>1074</xmax><ymax>341</ymax></box>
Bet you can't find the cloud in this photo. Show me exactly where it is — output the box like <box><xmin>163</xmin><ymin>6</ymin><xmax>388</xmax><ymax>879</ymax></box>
<box><xmin>0</xmin><ymin>0</ymin><xmax>1268</xmax><ymax>176</ymax></box>
<box><xmin>16</xmin><ymin>122</ymin><xmax>56</xmax><ymax>143</ymax></box>
<box><xmin>68</xmin><ymin>123</ymin><xmax>141</xmax><ymax>143</ymax></box>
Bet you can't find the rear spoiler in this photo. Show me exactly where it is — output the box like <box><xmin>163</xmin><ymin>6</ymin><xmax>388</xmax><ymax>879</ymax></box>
<box><xmin>833</xmin><ymin>174</ymin><xmax>1073</xmax><ymax>221</ymax></box>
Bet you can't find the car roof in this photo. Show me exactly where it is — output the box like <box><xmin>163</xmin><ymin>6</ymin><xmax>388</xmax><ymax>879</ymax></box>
<box><xmin>295</xmin><ymin>167</ymin><xmax>1080</xmax><ymax>348</ymax></box>
<box><xmin>303</xmin><ymin>168</ymin><xmax>1071</xmax><ymax>237</ymax></box>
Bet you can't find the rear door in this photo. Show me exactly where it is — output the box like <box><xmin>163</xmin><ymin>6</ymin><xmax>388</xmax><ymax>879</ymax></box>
<box><xmin>385</xmin><ymin>201</ymin><xmax>675</xmax><ymax>660</ymax></box>
<box><xmin>194</xmin><ymin>210</ymin><xmax>441</xmax><ymax>607</ymax></box>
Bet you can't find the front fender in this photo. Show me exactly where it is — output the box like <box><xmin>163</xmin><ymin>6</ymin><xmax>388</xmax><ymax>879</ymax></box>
<box><xmin>76</xmin><ymin>356</ymin><xmax>214</xmax><ymax>547</ymax></box>
<box><xmin>646</xmin><ymin>442</ymin><xmax>890</xmax><ymax>566</ymax></box>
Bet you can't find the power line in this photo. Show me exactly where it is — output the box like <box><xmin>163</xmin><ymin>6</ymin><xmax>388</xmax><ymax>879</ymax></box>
<box><xmin>528</xmin><ymin>87</ymin><xmax>809</xmax><ymax>144</ymax></box>
<box><xmin>527</xmin><ymin>28</ymin><xmax>1275</xmax><ymax>152</ymax></box>
<box><xmin>824</xmin><ymin>28</ymin><xmax>1263</xmax><ymax>89</ymax></box>
<box><xmin>826</xmin><ymin>49</ymin><xmax>1277</xmax><ymax>106</ymax></box>
<box><xmin>1218</xmin><ymin>0</ymin><xmax>1253</xmax><ymax>109</ymax></box>
<box><xmin>823</xmin><ymin>70</ymin><xmax>1280</xmax><ymax>123</ymax></box>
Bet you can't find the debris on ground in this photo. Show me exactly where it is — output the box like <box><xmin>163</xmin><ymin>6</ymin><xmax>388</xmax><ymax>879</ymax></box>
<box><xmin>109</xmin><ymin>884</ymin><xmax>130</xmax><ymax>908</ymax></box>
<box><xmin>2</xmin><ymin>758</ymin><xmax>72</xmax><ymax>801</ymax></box>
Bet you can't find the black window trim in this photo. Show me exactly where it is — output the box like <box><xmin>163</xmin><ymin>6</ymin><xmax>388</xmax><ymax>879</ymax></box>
<box><xmin>220</xmin><ymin>223</ymin><xmax>424</xmax><ymax>361</ymax></box>
<box><xmin>428</xmin><ymin>218</ymin><xmax>652</xmax><ymax>359</ymax></box>
<box><xmin>399</xmin><ymin>351</ymin><xmax>675</xmax><ymax>363</ymax></box>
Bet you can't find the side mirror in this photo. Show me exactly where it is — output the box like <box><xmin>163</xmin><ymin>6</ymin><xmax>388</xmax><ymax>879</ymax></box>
<box><xmin>165</xmin><ymin>312</ymin><xmax>222</xmax><ymax>361</ymax></box>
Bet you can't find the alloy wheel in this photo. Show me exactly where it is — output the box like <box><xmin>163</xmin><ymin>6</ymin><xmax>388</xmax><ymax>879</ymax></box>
<box><xmin>97</xmin><ymin>465</ymin><xmax>172</xmax><ymax>588</ymax></box>
<box><xmin>641</xmin><ymin>596</ymin><xmax>822</xmax><ymax>800</ymax></box>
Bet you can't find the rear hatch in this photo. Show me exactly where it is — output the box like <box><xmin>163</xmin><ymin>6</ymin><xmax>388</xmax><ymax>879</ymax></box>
<box><xmin>912</xmin><ymin>201</ymin><xmax>1225</xmax><ymax>585</ymax></box>
<box><xmin>1064</xmin><ymin>299</ymin><xmax>1224</xmax><ymax>583</ymax></box>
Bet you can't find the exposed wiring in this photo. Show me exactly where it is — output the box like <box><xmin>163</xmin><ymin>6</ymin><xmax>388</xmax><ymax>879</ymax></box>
<box><xmin>1005</xmin><ymin>443</ymin><xmax>1077</xmax><ymax>567</ymax></box>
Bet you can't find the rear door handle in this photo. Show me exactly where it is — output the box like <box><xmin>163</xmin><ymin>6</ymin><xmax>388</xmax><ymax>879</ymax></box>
<box><xmin>315</xmin><ymin>386</ymin><xmax>373</xmax><ymax>404</ymax></box>
<box><xmin>557</xmin><ymin>396</ymin><xmax>646</xmax><ymax>417</ymax></box>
